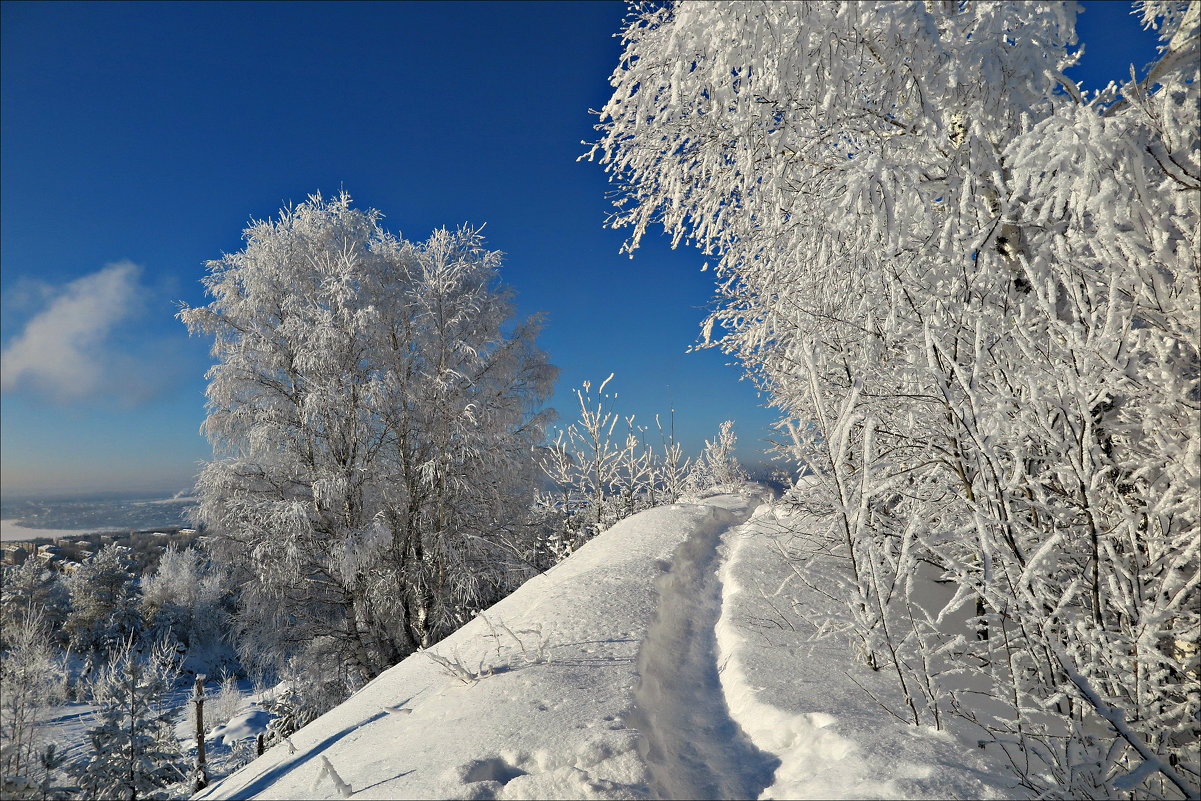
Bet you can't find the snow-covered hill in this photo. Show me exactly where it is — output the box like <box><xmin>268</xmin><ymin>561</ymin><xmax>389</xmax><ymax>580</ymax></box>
<box><xmin>194</xmin><ymin>490</ymin><xmax>1018</xmax><ymax>800</ymax></box>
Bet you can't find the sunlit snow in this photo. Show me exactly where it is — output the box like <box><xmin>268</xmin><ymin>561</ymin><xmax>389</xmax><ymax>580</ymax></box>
<box><xmin>194</xmin><ymin>489</ymin><xmax>1018</xmax><ymax>800</ymax></box>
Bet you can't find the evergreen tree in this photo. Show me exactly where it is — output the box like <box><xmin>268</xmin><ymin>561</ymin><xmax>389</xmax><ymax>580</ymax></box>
<box><xmin>72</xmin><ymin>637</ymin><xmax>184</xmax><ymax>801</ymax></box>
<box><xmin>64</xmin><ymin>545</ymin><xmax>142</xmax><ymax>656</ymax></box>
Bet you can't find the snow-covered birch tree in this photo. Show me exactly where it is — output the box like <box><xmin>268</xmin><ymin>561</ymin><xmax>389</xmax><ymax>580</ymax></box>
<box><xmin>588</xmin><ymin>1</ymin><xmax>1199</xmax><ymax>795</ymax></box>
<box><xmin>179</xmin><ymin>192</ymin><xmax>556</xmax><ymax>704</ymax></box>
<box><xmin>140</xmin><ymin>544</ymin><xmax>235</xmax><ymax>672</ymax></box>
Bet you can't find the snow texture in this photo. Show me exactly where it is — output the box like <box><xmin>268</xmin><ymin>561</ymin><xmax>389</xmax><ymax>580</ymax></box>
<box><xmin>715</xmin><ymin>503</ymin><xmax>1017</xmax><ymax>800</ymax></box>
<box><xmin>194</xmin><ymin>491</ymin><xmax>1018</xmax><ymax>800</ymax></box>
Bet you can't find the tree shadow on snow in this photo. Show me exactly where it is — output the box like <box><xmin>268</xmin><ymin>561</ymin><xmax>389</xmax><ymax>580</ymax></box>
<box><xmin>353</xmin><ymin>769</ymin><xmax>416</xmax><ymax>794</ymax></box>
<box><xmin>217</xmin><ymin>711</ymin><xmax>387</xmax><ymax>799</ymax></box>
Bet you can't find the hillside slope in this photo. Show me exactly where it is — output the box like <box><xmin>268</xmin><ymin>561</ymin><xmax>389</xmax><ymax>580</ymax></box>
<box><xmin>194</xmin><ymin>490</ymin><xmax>1017</xmax><ymax>800</ymax></box>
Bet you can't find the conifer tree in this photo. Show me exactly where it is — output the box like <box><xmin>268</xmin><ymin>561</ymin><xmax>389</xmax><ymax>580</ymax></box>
<box><xmin>72</xmin><ymin>637</ymin><xmax>184</xmax><ymax>801</ymax></box>
<box><xmin>64</xmin><ymin>545</ymin><xmax>141</xmax><ymax>656</ymax></box>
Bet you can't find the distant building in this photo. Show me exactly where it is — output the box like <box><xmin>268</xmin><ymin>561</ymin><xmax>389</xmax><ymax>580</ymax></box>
<box><xmin>1</xmin><ymin>545</ymin><xmax>29</xmax><ymax>565</ymax></box>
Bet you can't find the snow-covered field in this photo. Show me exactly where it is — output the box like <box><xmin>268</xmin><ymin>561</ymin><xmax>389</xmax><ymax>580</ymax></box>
<box><xmin>193</xmin><ymin>489</ymin><xmax>1019</xmax><ymax>800</ymax></box>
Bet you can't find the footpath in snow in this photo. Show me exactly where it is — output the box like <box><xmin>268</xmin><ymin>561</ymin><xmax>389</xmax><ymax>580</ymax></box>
<box><xmin>194</xmin><ymin>489</ymin><xmax>1018</xmax><ymax>800</ymax></box>
<box><xmin>627</xmin><ymin>497</ymin><xmax>777</xmax><ymax>800</ymax></box>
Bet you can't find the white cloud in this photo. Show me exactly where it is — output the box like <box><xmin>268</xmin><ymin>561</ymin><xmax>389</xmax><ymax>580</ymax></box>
<box><xmin>1</xmin><ymin>261</ymin><xmax>144</xmax><ymax>402</ymax></box>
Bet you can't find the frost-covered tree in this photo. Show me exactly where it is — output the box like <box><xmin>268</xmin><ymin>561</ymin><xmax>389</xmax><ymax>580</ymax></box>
<box><xmin>561</xmin><ymin>375</ymin><xmax>631</xmax><ymax>528</ymax></box>
<box><xmin>179</xmin><ymin>192</ymin><xmax>556</xmax><ymax>697</ymax></box>
<box><xmin>141</xmin><ymin>544</ymin><xmax>234</xmax><ymax>671</ymax></box>
<box><xmin>64</xmin><ymin>545</ymin><xmax>142</xmax><ymax>656</ymax></box>
<box><xmin>653</xmin><ymin>412</ymin><xmax>691</xmax><ymax>505</ymax></box>
<box><xmin>0</xmin><ymin>607</ymin><xmax>64</xmax><ymax>792</ymax></box>
<box><xmin>589</xmin><ymin>1</ymin><xmax>1198</xmax><ymax>796</ymax></box>
<box><xmin>73</xmin><ymin>637</ymin><xmax>184</xmax><ymax>801</ymax></box>
<box><xmin>535</xmin><ymin>375</ymin><xmax>697</xmax><ymax>561</ymax></box>
<box><xmin>1</xmin><ymin>560</ymin><xmax>68</xmax><ymax>649</ymax></box>
<box><xmin>686</xmin><ymin>420</ymin><xmax>746</xmax><ymax>492</ymax></box>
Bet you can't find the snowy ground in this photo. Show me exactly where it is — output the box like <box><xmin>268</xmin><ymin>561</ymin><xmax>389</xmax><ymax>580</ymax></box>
<box><xmin>192</xmin><ymin>489</ymin><xmax>1020</xmax><ymax>800</ymax></box>
<box><xmin>40</xmin><ymin>702</ymin><xmax>102</xmax><ymax>770</ymax></box>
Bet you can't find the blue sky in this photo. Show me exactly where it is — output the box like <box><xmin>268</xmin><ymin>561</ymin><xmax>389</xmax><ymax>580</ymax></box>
<box><xmin>0</xmin><ymin>1</ymin><xmax>1160</xmax><ymax>497</ymax></box>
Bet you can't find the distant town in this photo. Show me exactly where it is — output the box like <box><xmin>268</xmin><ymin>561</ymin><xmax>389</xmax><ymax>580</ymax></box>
<box><xmin>1</xmin><ymin>526</ymin><xmax>203</xmax><ymax>576</ymax></box>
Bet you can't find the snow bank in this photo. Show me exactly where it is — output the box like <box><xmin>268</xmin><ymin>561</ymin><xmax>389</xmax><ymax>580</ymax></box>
<box><xmin>714</xmin><ymin>503</ymin><xmax>1019</xmax><ymax>800</ymax></box>
<box><xmin>208</xmin><ymin>705</ymin><xmax>272</xmax><ymax>749</ymax></box>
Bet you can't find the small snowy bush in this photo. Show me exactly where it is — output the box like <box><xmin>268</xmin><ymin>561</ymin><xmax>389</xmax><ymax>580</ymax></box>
<box><xmin>685</xmin><ymin>420</ymin><xmax>746</xmax><ymax>494</ymax></box>
<box><xmin>185</xmin><ymin>672</ymin><xmax>244</xmax><ymax>736</ymax></box>
<box><xmin>209</xmin><ymin>673</ymin><xmax>244</xmax><ymax>730</ymax></box>
<box><xmin>536</xmin><ymin>375</ymin><xmax>703</xmax><ymax>561</ymax></box>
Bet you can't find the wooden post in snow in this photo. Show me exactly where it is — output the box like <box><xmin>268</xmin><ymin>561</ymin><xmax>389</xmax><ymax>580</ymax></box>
<box><xmin>192</xmin><ymin>674</ymin><xmax>207</xmax><ymax>793</ymax></box>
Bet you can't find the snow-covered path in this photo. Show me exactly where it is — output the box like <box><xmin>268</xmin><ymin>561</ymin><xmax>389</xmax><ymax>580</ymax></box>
<box><xmin>192</xmin><ymin>490</ymin><xmax>1018</xmax><ymax>800</ymax></box>
<box><xmin>628</xmin><ymin>503</ymin><xmax>777</xmax><ymax>799</ymax></box>
<box><xmin>194</xmin><ymin>496</ymin><xmax>766</xmax><ymax>801</ymax></box>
